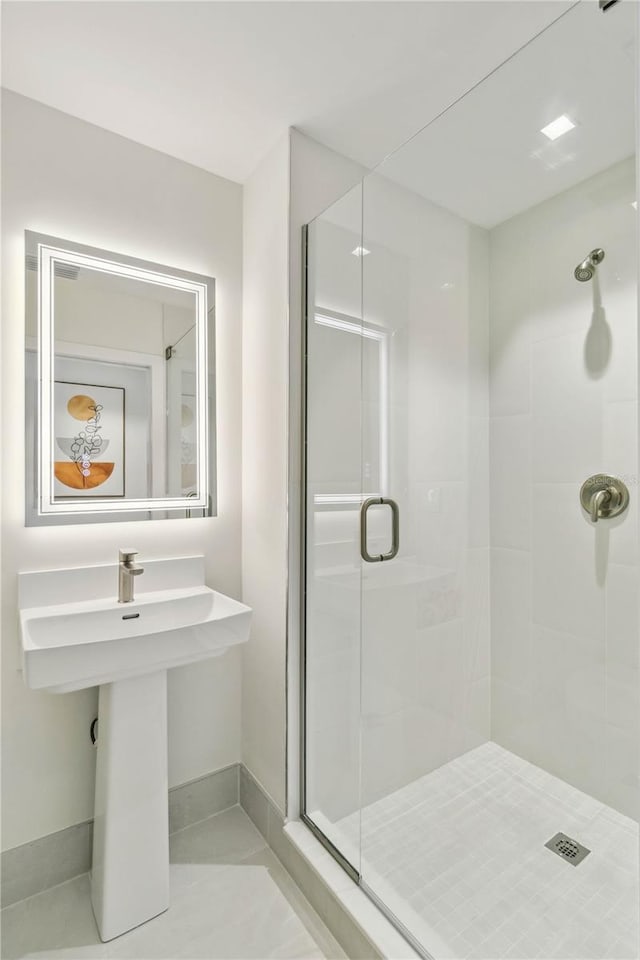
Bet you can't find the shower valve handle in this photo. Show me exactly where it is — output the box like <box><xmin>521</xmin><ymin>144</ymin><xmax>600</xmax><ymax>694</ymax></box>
<box><xmin>590</xmin><ymin>488</ymin><xmax>612</xmax><ymax>523</ymax></box>
<box><xmin>580</xmin><ymin>475</ymin><xmax>629</xmax><ymax>523</ymax></box>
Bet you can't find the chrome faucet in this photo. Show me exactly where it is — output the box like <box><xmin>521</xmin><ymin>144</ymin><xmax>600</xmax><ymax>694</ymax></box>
<box><xmin>118</xmin><ymin>549</ymin><xmax>144</xmax><ymax>603</ymax></box>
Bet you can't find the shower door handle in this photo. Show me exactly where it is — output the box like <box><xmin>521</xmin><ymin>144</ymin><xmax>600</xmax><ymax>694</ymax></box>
<box><xmin>360</xmin><ymin>497</ymin><xmax>400</xmax><ymax>563</ymax></box>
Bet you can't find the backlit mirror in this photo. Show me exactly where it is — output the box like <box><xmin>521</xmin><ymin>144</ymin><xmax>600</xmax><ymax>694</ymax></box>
<box><xmin>25</xmin><ymin>231</ymin><xmax>216</xmax><ymax>524</ymax></box>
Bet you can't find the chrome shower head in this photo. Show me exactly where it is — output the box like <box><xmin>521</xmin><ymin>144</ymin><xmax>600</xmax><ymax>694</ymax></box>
<box><xmin>574</xmin><ymin>248</ymin><xmax>605</xmax><ymax>282</ymax></box>
<box><xmin>575</xmin><ymin>261</ymin><xmax>594</xmax><ymax>282</ymax></box>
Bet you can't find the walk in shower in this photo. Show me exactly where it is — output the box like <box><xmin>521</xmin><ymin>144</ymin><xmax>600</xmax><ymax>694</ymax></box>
<box><xmin>301</xmin><ymin>3</ymin><xmax>639</xmax><ymax>958</ymax></box>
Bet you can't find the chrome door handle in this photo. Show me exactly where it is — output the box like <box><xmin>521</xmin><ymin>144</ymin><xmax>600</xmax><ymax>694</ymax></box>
<box><xmin>360</xmin><ymin>497</ymin><xmax>400</xmax><ymax>563</ymax></box>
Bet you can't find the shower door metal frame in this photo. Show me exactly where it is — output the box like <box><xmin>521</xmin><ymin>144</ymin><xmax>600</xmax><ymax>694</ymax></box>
<box><xmin>298</xmin><ymin>222</ymin><xmax>360</xmax><ymax>884</ymax></box>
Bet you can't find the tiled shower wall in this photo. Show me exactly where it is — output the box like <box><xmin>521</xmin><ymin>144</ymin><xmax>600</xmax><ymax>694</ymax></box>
<box><xmin>489</xmin><ymin>157</ymin><xmax>639</xmax><ymax>819</ymax></box>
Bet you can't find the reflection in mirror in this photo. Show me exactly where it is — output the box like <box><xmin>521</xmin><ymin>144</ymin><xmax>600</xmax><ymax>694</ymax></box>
<box><xmin>25</xmin><ymin>232</ymin><xmax>216</xmax><ymax>524</ymax></box>
<box><xmin>312</xmin><ymin>309</ymin><xmax>388</xmax><ymax>506</ymax></box>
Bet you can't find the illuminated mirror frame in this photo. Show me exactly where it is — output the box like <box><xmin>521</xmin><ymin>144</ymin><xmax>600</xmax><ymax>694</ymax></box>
<box><xmin>27</xmin><ymin>231</ymin><xmax>214</xmax><ymax>521</ymax></box>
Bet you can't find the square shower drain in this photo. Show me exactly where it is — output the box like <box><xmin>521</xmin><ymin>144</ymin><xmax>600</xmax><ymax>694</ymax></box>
<box><xmin>545</xmin><ymin>832</ymin><xmax>591</xmax><ymax>866</ymax></box>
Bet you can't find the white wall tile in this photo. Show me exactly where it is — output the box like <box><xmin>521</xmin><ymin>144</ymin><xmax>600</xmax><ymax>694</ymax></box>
<box><xmin>606</xmin><ymin>563</ymin><xmax>640</xmax><ymax>672</ymax></box>
<box><xmin>489</xmin><ymin>679</ymin><xmax>534</xmax><ymax>761</ymax></box>
<box><xmin>490</xmin><ymin>417</ymin><xmax>531</xmax><ymax>549</ymax></box>
<box><xmin>490</xmin><ymin>158</ymin><xmax>637</xmax><ymax>818</ymax></box>
<box><xmin>489</xmin><ymin>227</ymin><xmax>532</xmax><ymax>417</ymax></box>
<box><xmin>490</xmin><ymin>548</ymin><xmax>531</xmax><ymax>686</ymax></box>
<box><xmin>604</xmin><ymin>288</ymin><xmax>639</xmax><ymax>403</ymax></box>
<box><xmin>464</xmin><ymin>548</ymin><xmax>490</xmax><ymax>682</ymax></box>
<box><xmin>489</xmin><ymin>328</ymin><xmax>531</xmax><ymax>418</ymax></box>
<box><xmin>469</xmin><ymin>418</ymin><xmax>490</xmax><ymax>549</ymax></box>
<box><xmin>531</xmin><ymin>332</ymin><xmax>603</xmax><ymax>420</ymax></box>
<box><xmin>533</xmin><ymin>410</ymin><xmax>603</xmax><ymax>484</ymax></box>
<box><xmin>603</xmin><ymin>400</ymin><xmax>639</xmax><ymax>567</ymax></box>
<box><xmin>604</xmin><ymin>724</ymin><xmax>640</xmax><ymax>821</ymax></box>
<box><xmin>532</xmin><ymin>483</ymin><xmax>606</xmax><ymax>642</ymax></box>
<box><xmin>604</xmin><ymin>400</ymin><xmax>638</xmax><ymax>481</ymax></box>
<box><xmin>606</xmin><ymin>661</ymin><xmax>638</xmax><ymax>732</ymax></box>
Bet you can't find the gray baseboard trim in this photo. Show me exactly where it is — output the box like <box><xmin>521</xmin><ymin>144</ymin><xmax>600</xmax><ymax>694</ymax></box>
<box><xmin>168</xmin><ymin>762</ymin><xmax>239</xmax><ymax>834</ymax></box>
<box><xmin>239</xmin><ymin>764</ymin><xmax>383</xmax><ymax>960</ymax></box>
<box><xmin>1</xmin><ymin>763</ymin><xmax>240</xmax><ymax>908</ymax></box>
<box><xmin>0</xmin><ymin>819</ymin><xmax>94</xmax><ymax>910</ymax></box>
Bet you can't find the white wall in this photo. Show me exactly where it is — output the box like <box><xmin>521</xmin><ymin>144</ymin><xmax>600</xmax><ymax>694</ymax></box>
<box><xmin>240</xmin><ymin>129</ymin><xmax>365</xmax><ymax>815</ymax></box>
<box><xmin>1</xmin><ymin>91</ymin><xmax>244</xmax><ymax>850</ymax></box>
<box><xmin>287</xmin><ymin>131</ymin><xmax>366</xmax><ymax>818</ymax></box>
<box><xmin>241</xmin><ymin>134</ymin><xmax>290</xmax><ymax>812</ymax></box>
<box><xmin>489</xmin><ymin>157</ymin><xmax>639</xmax><ymax>819</ymax></box>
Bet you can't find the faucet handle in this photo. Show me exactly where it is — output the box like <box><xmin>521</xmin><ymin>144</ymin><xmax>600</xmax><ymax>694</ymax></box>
<box><xmin>119</xmin><ymin>548</ymin><xmax>138</xmax><ymax>563</ymax></box>
<box><xmin>580</xmin><ymin>475</ymin><xmax>629</xmax><ymax>523</ymax></box>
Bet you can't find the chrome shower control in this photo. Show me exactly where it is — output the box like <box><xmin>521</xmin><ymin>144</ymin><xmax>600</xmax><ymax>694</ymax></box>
<box><xmin>580</xmin><ymin>474</ymin><xmax>629</xmax><ymax>523</ymax></box>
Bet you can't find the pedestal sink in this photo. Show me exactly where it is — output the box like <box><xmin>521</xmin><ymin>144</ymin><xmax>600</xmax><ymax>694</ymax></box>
<box><xmin>18</xmin><ymin>556</ymin><xmax>252</xmax><ymax>942</ymax></box>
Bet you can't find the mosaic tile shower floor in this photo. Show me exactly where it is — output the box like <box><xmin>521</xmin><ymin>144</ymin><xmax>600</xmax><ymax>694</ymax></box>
<box><xmin>333</xmin><ymin>742</ymin><xmax>639</xmax><ymax>959</ymax></box>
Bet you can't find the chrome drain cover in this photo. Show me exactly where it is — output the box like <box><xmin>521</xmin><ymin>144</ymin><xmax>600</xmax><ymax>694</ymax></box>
<box><xmin>545</xmin><ymin>832</ymin><xmax>591</xmax><ymax>866</ymax></box>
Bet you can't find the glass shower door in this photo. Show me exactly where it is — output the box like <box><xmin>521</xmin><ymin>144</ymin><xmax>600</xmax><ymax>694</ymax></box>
<box><xmin>357</xmin><ymin>167</ymin><xmax>491</xmax><ymax>949</ymax></box>
<box><xmin>355</xmin><ymin>4</ymin><xmax>638</xmax><ymax>958</ymax></box>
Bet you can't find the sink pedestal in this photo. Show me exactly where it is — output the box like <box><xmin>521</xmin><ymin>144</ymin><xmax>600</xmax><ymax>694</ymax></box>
<box><xmin>91</xmin><ymin>670</ymin><xmax>169</xmax><ymax>942</ymax></box>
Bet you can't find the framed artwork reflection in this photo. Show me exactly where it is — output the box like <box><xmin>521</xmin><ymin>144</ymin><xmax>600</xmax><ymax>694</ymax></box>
<box><xmin>53</xmin><ymin>380</ymin><xmax>125</xmax><ymax>498</ymax></box>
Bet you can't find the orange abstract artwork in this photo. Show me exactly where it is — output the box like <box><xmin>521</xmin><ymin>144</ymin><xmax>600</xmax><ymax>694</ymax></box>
<box><xmin>54</xmin><ymin>382</ymin><xmax>125</xmax><ymax>497</ymax></box>
<box><xmin>53</xmin><ymin>461</ymin><xmax>115</xmax><ymax>489</ymax></box>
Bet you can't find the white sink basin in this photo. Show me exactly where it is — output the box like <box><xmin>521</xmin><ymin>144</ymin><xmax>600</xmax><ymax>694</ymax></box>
<box><xmin>17</xmin><ymin>556</ymin><xmax>252</xmax><ymax>943</ymax></box>
<box><xmin>20</xmin><ymin>585</ymin><xmax>251</xmax><ymax>693</ymax></box>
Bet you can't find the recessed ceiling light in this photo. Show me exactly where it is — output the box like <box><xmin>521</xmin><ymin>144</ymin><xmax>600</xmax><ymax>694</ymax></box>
<box><xmin>632</xmin><ymin>201</ymin><xmax>638</xmax><ymax>210</ymax></box>
<box><xmin>540</xmin><ymin>115</ymin><xmax>576</xmax><ymax>141</ymax></box>
<box><xmin>351</xmin><ymin>246</ymin><xmax>370</xmax><ymax>257</ymax></box>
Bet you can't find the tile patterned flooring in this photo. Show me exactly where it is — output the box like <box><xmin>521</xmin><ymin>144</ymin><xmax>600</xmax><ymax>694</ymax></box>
<box><xmin>4</xmin><ymin>745</ymin><xmax>638</xmax><ymax>960</ymax></box>
<box><xmin>334</xmin><ymin>742</ymin><xmax>639</xmax><ymax>960</ymax></box>
<box><xmin>1</xmin><ymin>806</ymin><xmax>346</xmax><ymax>960</ymax></box>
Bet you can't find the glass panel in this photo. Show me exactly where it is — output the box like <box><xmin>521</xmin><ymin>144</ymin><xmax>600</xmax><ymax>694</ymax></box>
<box><xmin>304</xmin><ymin>182</ymin><xmax>363</xmax><ymax>870</ymax></box>
<box><xmin>166</xmin><ymin>325</ymin><xmax>197</xmax><ymax>497</ymax></box>
<box><xmin>357</xmin><ymin>3</ymin><xmax>639</xmax><ymax>957</ymax></box>
<box><xmin>358</xmin><ymin>161</ymin><xmax>493</xmax><ymax>949</ymax></box>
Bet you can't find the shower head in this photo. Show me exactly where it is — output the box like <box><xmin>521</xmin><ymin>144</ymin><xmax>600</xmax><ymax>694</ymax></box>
<box><xmin>574</xmin><ymin>248</ymin><xmax>605</xmax><ymax>282</ymax></box>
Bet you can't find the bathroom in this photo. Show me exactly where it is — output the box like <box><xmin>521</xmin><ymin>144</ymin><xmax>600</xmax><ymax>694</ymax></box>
<box><xmin>1</xmin><ymin>2</ymin><xmax>638</xmax><ymax>959</ymax></box>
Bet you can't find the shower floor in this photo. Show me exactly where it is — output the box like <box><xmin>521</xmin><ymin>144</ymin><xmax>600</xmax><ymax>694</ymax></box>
<box><xmin>322</xmin><ymin>742</ymin><xmax>639</xmax><ymax>959</ymax></box>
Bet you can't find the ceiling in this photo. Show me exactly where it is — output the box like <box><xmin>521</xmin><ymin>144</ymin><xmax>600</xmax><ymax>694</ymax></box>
<box><xmin>1</xmin><ymin>1</ymin><xmax>574</xmax><ymax>185</ymax></box>
<box><xmin>379</xmin><ymin>0</ymin><xmax>636</xmax><ymax>227</ymax></box>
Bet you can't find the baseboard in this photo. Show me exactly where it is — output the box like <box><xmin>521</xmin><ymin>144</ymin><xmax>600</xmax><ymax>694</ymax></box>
<box><xmin>168</xmin><ymin>763</ymin><xmax>239</xmax><ymax>834</ymax></box>
<box><xmin>1</xmin><ymin>819</ymin><xmax>94</xmax><ymax>909</ymax></box>
<box><xmin>5</xmin><ymin>762</ymin><xmax>407</xmax><ymax>958</ymax></box>
<box><xmin>1</xmin><ymin>763</ymin><xmax>239</xmax><ymax>908</ymax></box>
<box><xmin>239</xmin><ymin>764</ymin><xmax>385</xmax><ymax>960</ymax></box>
